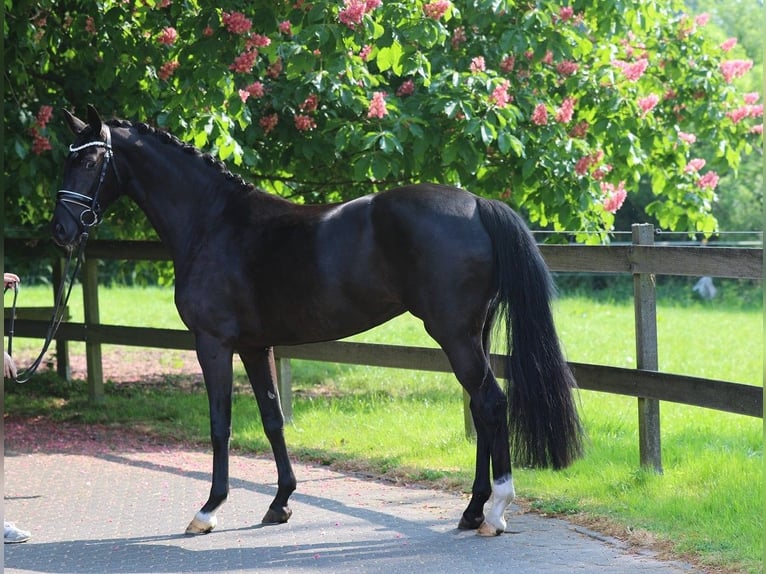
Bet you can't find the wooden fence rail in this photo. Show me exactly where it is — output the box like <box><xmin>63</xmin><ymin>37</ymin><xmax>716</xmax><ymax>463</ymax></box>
<box><xmin>4</xmin><ymin>227</ymin><xmax>763</xmax><ymax>472</ymax></box>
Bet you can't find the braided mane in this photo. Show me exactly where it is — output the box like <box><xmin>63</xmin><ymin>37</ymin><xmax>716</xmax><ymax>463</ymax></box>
<box><xmin>106</xmin><ymin>118</ymin><xmax>256</xmax><ymax>192</ymax></box>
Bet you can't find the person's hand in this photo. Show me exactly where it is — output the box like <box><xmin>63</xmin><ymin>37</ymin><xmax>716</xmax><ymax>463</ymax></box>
<box><xmin>4</xmin><ymin>273</ymin><xmax>20</xmax><ymax>290</ymax></box>
<box><xmin>4</xmin><ymin>351</ymin><xmax>17</xmax><ymax>379</ymax></box>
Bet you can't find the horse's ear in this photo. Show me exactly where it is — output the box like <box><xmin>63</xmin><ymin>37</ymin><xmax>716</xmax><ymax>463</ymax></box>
<box><xmin>63</xmin><ymin>108</ymin><xmax>86</xmax><ymax>134</ymax></box>
<box><xmin>86</xmin><ymin>104</ymin><xmax>103</xmax><ymax>135</ymax></box>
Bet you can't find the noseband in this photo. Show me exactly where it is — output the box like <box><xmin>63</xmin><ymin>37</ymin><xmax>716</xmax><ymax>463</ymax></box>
<box><xmin>56</xmin><ymin>124</ymin><xmax>121</xmax><ymax>241</ymax></box>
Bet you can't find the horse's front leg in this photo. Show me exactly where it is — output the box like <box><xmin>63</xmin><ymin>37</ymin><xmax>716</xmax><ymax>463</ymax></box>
<box><xmin>185</xmin><ymin>332</ymin><xmax>234</xmax><ymax>535</ymax></box>
<box><xmin>240</xmin><ymin>347</ymin><xmax>296</xmax><ymax>525</ymax></box>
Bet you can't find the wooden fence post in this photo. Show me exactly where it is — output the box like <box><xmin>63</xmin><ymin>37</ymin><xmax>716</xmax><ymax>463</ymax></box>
<box><xmin>52</xmin><ymin>257</ymin><xmax>71</xmax><ymax>381</ymax></box>
<box><xmin>632</xmin><ymin>223</ymin><xmax>662</xmax><ymax>473</ymax></box>
<box><xmin>82</xmin><ymin>257</ymin><xmax>104</xmax><ymax>403</ymax></box>
<box><xmin>276</xmin><ymin>357</ymin><xmax>293</xmax><ymax>423</ymax></box>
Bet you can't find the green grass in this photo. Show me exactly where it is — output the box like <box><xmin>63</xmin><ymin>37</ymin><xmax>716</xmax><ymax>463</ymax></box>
<box><xmin>4</xmin><ymin>283</ymin><xmax>763</xmax><ymax>572</ymax></box>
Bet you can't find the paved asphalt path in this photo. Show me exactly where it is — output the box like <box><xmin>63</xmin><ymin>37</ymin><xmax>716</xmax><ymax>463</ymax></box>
<box><xmin>4</xmin><ymin>445</ymin><xmax>698</xmax><ymax>574</ymax></box>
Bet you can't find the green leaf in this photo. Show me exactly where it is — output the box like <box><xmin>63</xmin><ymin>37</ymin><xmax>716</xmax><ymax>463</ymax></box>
<box><xmin>376</xmin><ymin>41</ymin><xmax>404</xmax><ymax>76</ymax></box>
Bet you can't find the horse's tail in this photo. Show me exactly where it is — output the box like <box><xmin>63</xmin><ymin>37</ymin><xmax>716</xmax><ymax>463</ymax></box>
<box><xmin>477</xmin><ymin>198</ymin><xmax>583</xmax><ymax>470</ymax></box>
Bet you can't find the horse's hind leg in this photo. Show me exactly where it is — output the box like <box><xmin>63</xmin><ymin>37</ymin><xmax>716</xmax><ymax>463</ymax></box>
<box><xmin>440</xmin><ymin>336</ymin><xmax>515</xmax><ymax>536</ymax></box>
<box><xmin>240</xmin><ymin>347</ymin><xmax>297</xmax><ymax>525</ymax></box>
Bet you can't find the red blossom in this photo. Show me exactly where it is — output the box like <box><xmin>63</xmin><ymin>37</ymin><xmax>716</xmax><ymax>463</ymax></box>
<box><xmin>500</xmin><ymin>55</ymin><xmax>515</xmax><ymax>74</ymax></box>
<box><xmin>230</xmin><ymin>50</ymin><xmax>258</xmax><ymax>73</ymax></box>
<box><xmin>556</xmin><ymin>60</ymin><xmax>578</xmax><ymax>77</ymax></box>
<box><xmin>638</xmin><ymin>94</ymin><xmax>659</xmax><ymax>117</ymax></box>
<box><xmin>259</xmin><ymin>113</ymin><xmax>279</xmax><ymax>134</ymax></box>
<box><xmin>36</xmin><ymin>105</ymin><xmax>53</xmax><ymax>128</ymax></box>
<box><xmin>247</xmin><ymin>33</ymin><xmax>271</xmax><ymax>49</ymax></box>
<box><xmin>300</xmin><ymin>94</ymin><xmax>319</xmax><ymax>112</ymax></box>
<box><xmin>338</xmin><ymin>0</ymin><xmax>379</xmax><ymax>29</ymax></box>
<box><xmin>85</xmin><ymin>16</ymin><xmax>97</xmax><ymax>35</ymax></box>
<box><xmin>569</xmin><ymin>121</ymin><xmax>588</xmax><ymax>138</ymax></box>
<box><xmin>359</xmin><ymin>45</ymin><xmax>372</xmax><ymax>60</ymax></box>
<box><xmin>279</xmin><ymin>20</ymin><xmax>292</xmax><ymax>35</ymax></box>
<box><xmin>158</xmin><ymin>60</ymin><xmax>180</xmax><ymax>81</ymax></box>
<box><xmin>267</xmin><ymin>58</ymin><xmax>283</xmax><ymax>78</ymax></box>
<box><xmin>396</xmin><ymin>80</ymin><xmax>415</xmax><ymax>97</ymax></box>
<box><xmin>202</xmin><ymin>26</ymin><xmax>214</xmax><ymax>37</ymax></box>
<box><xmin>294</xmin><ymin>114</ymin><xmax>316</xmax><ymax>131</ymax></box>
<box><xmin>157</xmin><ymin>26</ymin><xmax>178</xmax><ymax>45</ymax></box>
<box><xmin>557</xmin><ymin>6</ymin><xmax>574</xmax><ymax>22</ymax></box>
<box><xmin>451</xmin><ymin>26</ymin><xmax>466</xmax><ymax>49</ymax></box>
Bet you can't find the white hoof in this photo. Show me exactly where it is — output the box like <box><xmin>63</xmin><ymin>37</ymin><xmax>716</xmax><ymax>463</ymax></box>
<box><xmin>185</xmin><ymin>511</ymin><xmax>217</xmax><ymax>535</ymax></box>
<box><xmin>477</xmin><ymin>520</ymin><xmax>505</xmax><ymax>537</ymax></box>
<box><xmin>478</xmin><ymin>475</ymin><xmax>515</xmax><ymax>537</ymax></box>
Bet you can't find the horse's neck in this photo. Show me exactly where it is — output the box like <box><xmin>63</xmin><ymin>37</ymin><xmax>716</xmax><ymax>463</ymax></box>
<box><xmin>118</xmin><ymin>134</ymin><xmax>238</xmax><ymax>264</ymax></box>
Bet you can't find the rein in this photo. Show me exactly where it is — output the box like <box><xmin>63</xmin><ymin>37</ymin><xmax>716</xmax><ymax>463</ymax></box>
<box><xmin>6</xmin><ymin>126</ymin><xmax>118</xmax><ymax>383</ymax></box>
<box><xmin>6</xmin><ymin>242</ymin><xmax>86</xmax><ymax>383</ymax></box>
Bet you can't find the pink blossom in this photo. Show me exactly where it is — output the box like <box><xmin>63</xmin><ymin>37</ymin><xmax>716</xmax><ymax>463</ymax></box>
<box><xmin>158</xmin><ymin>60</ymin><xmax>179</xmax><ymax>81</ymax></box>
<box><xmin>614</xmin><ymin>58</ymin><xmax>648</xmax><ymax>81</ymax></box>
<box><xmin>694</xmin><ymin>13</ymin><xmax>710</xmax><ymax>26</ymax></box>
<box><xmin>367</xmin><ymin>91</ymin><xmax>388</xmax><ymax>119</ymax></box>
<box><xmin>574</xmin><ymin>156</ymin><xmax>591</xmax><ymax>176</ymax></box>
<box><xmin>246</xmin><ymin>34</ymin><xmax>271</xmax><ymax>49</ymax></box>
<box><xmin>244</xmin><ymin>82</ymin><xmax>265</xmax><ymax>98</ymax></box>
<box><xmin>267</xmin><ymin>58</ymin><xmax>283</xmax><ymax>78</ymax></box>
<box><xmin>558</xmin><ymin>6</ymin><xmax>574</xmax><ymax>22</ymax></box>
<box><xmin>678</xmin><ymin>131</ymin><xmax>696</xmax><ymax>144</ymax></box>
<box><xmin>229</xmin><ymin>50</ymin><xmax>258</xmax><ymax>73</ymax></box>
<box><xmin>750</xmin><ymin>124</ymin><xmax>763</xmax><ymax>135</ymax></box>
<box><xmin>300</xmin><ymin>94</ymin><xmax>319</xmax><ymax>112</ymax></box>
<box><xmin>396</xmin><ymin>80</ymin><xmax>415</xmax><ymax>97</ymax></box>
<box><xmin>470</xmin><ymin>56</ymin><xmax>485</xmax><ymax>73</ymax></box>
<box><xmin>489</xmin><ymin>80</ymin><xmax>511</xmax><ymax>108</ymax></box>
<box><xmin>720</xmin><ymin>38</ymin><xmax>737</xmax><ymax>52</ymax></box>
<box><xmin>569</xmin><ymin>121</ymin><xmax>588</xmax><ymax>138</ymax></box>
<box><xmin>555</xmin><ymin>97</ymin><xmax>576</xmax><ymax>124</ymax></box>
<box><xmin>222</xmin><ymin>11</ymin><xmax>252</xmax><ymax>35</ymax></box>
<box><xmin>30</xmin><ymin>128</ymin><xmax>52</xmax><ymax>155</ymax></box>
<box><xmin>451</xmin><ymin>26</ymin><xmax>466</xmax><ymax>49</ymax></box>
<box><xmin>696</xmin><ymin>171</ymin><xmax>719</xmax><ymax>190</ymax></box>
<box><xmin>279</xmin><ymin>20</ymin><xmax>292</xmax><ymax>35</ymax></box>
<box><xmin>157</xmin><ymin>26</ymin><xmax>177</xmax><ymax>45</ymax></box>
<box><xmin>423</xmin><ymin>1</ymin><xmax>450</xmax><ymax>19</ymax></box>
<box><xmin>365</xmin><ymin>0</ymin><xmax>382</xmax><ymax>9</ymax></box>
<box><xmin>500</xmin><ymin>55</ymin><xmax>515</xmax><ymax>74</ymax></box>
<box><xmin>531</xmin><ymin>103</ymin><xmax>548</xmax><ymax>126</ymax></box>
<box><xmin>202</xmin><ymin>26</ymin><xmax>214</xmax><ymax>37</ymax></box>
<box><xmin>744</xmin><ymin>92</ymin><xmax>760</xmax><ymax>105</ymax></box>
<box><xmin>294</xmin><ymin>114</ymin><xmax>316</xmax><ymax>131</ymax></box>
<box><xmin>726</xmin><ymin>107</ymin><xmax>749</xmax><ymax>123</ymax></box>
<box><xmin>556</xmin><ymin>60</ymin><xmax>578</xmax><ymax>77</ymax></box>
<box><xmin>259</xmin><ymin>113</ymin><xmax>279</xmax><ymax>134</ymax></box>
<box><xmin>36</xmin><ymin>105</ymin><xmax>53</xmax><ymax>128</ymax></box>
<box><xmin>720</xmin><ymin>59</ymin><xmax>753</xmax><ymax>83</ymax></box>
<box><xmin>638</xmin><ymin>94</ymin><xmax>659</xmax><ymax>116</ymax></box>
<box><xmin>542</xmin><ymin>51</ymin><xmax>554</xmax><ymax>65</ymax></box>
<box><xmin>85</xmin><ymin>16</ymin><xmax>97</xmax><ymax>35</ymax></box>
<box><xmin>602</xmin><ymin>181</ymin><xmax>627</xmax><ymax>213</ymax></box>
<box><xmin>339</xmin><ymin>0</ymin><xmax>374</xmax><ymax>29</ymax></box>
<box><xmin>359</xmin><ymin>45</ymin><xmax>372</xmax><ymax>60</ymax></box>
<box><xmin>684</xmin><ymin>158</ymin><xmax>706</xmax><ymax>173</ymax></box>
<box><xmin>157</xmin><ymin>0</ymin><xmax>171</xmax><ymax>7</ymax></box>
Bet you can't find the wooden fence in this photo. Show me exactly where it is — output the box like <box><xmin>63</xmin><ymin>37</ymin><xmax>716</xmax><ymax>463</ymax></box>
<box><xmin>4</xmin><ymin>225</ymin><xmax>763</xmax><ymax>472</ymax></box>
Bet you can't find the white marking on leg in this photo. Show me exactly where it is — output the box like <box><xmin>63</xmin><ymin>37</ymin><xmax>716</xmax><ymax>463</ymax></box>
<box><xmin>185</xmin><ymin>510</ymin><xmax>218</xmax><ymax>535</ymax></box>
<box><xmin>478</xmin><ymin>475</ymin><xmax>515</xmax><ymax>536</ymax></box>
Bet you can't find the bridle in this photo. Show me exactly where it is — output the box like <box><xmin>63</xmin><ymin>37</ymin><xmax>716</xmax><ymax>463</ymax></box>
<box><xmin>6</xmin><ymin>125</ymin><xmax>121</xmax><ymax>383</ymax></box>
<box><xmin>56</xmin><ymin>124</ymin><xmax>122</xmax><ymax>243</ymax></box>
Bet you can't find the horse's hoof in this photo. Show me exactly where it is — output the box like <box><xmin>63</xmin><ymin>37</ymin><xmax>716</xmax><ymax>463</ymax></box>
<box><xmin>477</xmin><ymin>521</ymin><xmax>504</xmax><ymax>537</ymax></box>
<box><xmin>262</xmin><ymin>506</ymin><xmax>292</xmax><ymax>525</ymax></box>
<box><xmin>185</xmin><ymin>511</ymin><xmax>216</xmax><ymax>535</ymax></box>
<box><xmin>458</xmin><ymin>513</ymin><xmax>484</xmax><ymax>530</ymax></box>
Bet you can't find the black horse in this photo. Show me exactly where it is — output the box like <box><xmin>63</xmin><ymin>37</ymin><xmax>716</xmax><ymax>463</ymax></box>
<box><xmin>52</xmin><ymin>106</ymin><xmax>582</xmax><ymax>537</ymax></box>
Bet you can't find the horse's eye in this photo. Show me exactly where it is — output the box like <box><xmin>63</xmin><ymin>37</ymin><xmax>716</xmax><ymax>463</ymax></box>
<box><xmin>83</xmin><ymin>160</ymin><xmax>97</xmax><ymax>169</ymax></box>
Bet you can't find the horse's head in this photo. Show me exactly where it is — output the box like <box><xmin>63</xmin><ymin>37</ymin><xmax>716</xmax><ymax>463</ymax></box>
<box><xmin>52</xmin><ymin>105</ymin><xmax>122</xmax><ymax>248</ymax></box>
